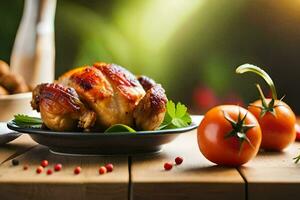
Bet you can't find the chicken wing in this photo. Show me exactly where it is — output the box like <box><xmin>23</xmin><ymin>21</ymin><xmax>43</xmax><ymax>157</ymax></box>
<box><xmin>134</xmin><ymin>83</ymin><xmax>167</xmax><ymax>131</ymax></box>
<box><xmin>137</xmin><ymin>75</ymin><xmax>156</xmax><ymax>91</ymax></box>
<box><xmin>31</xmin><ymin>83</ymin><xmax>96</xmax><ymax>131</ymax></box>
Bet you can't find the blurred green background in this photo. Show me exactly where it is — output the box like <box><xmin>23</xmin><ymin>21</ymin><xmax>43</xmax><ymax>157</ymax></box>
<box><xmin>1</xmin><ymin>0</ymin><xmax>300</xmax><ymax>114</ymax></box>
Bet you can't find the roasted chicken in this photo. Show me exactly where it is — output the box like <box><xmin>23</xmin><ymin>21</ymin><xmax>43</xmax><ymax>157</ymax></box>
<box><xmin>31</xmin><ymin>62</ymin><xmax>167</xmax><ymax>131</ymax></box>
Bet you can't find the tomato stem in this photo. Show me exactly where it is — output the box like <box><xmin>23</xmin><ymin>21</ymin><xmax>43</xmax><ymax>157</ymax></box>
<box><xmin>255</xmin><ymin>84</ymin><xmax>268</xmax><ymax>107</ymax></box>
<box><xmin>223</xmin><ymin>110</ymin><xmax>256</xmax><ymax>152</ymax></box>
<box><xmin>236</xmin><ymin>64</ymin><xmax>278</xmax><ymax>100</ymax></box>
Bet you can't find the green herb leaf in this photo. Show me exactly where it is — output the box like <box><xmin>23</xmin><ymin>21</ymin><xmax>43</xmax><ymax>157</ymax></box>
<box><xmin>12</xmin><ymin>114</ymin><xmax>43</xmax><ymax>128</ymax></box>
<box><xmin>159</xmin><ymin>100</ymin><xmax>192</xmax><ymax>130</ymax></box>
<box><xmin>104</xmin><ymin>124</ymin><xmax>136</xmax><ymax>133</ymax></box>
<box><xmin>293</xmin><ymin>154</ymin><xmax>300</xmax><ymax>164</ymax></box>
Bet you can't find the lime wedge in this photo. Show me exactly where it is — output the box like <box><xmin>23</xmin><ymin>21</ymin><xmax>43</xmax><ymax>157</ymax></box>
<box><xmin>104</xmin><ymin>124</ymin><xmax>136</xmax><ymax>133</ymax></box>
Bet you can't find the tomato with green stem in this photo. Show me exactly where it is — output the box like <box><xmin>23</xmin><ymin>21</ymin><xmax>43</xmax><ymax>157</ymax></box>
<box><xmin>197</xmin><ymin>105</ymin><xmax>261</xmax><ymax>166</ymax></box>
<box><xmin>236</xmin><ymin>64</ymin><xmax>296</xmax><ymax>151</ymax></box>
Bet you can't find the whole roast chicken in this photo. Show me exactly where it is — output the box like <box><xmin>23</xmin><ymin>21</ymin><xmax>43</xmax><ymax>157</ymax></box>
<box><xmin>31</xmin><ymin>62</ymin><xmax>167</xmax><ymax>131</ymax></box>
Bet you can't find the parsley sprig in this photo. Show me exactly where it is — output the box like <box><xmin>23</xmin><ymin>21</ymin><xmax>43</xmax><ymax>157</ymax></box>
<box><xmin>159</xmin><ymin>101</ymin><xmax>192</xmax><ymax>130</ymax></box>
<box><xmin>12</xmin><ymin>114</ymin><xmax>43</xmax><ymax>128</ymax></box>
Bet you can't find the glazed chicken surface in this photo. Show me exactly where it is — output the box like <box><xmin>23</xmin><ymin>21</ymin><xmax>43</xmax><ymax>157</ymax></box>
<box><xmin>31</xmin><ymin>62</ymin><xmax>167</xmax><ymax>131</ymax></box>
<box><xmin>31</xmin><ymin>83</ymin><xmax>96</xmax><ymax>131</ymax></box>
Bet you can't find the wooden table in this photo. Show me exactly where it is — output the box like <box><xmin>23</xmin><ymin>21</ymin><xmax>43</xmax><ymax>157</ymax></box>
<box><xmin>0</xmin><ymin>129</ymin><xmax>300</xmax><ymax>200</ymax></box>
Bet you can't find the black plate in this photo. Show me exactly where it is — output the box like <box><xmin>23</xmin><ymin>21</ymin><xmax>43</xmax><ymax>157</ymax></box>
<box><xmin>0</xmin><ymin>122</ymin><xmax>21</xmax><ymax>145</ymax></box>
<box><xmin>7</xmin><ymin>117</ymin><xmax>200</xmax><ymax>155</ymax></box>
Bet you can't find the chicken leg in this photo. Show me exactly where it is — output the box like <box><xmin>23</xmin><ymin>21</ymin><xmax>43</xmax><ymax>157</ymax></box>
<box><xmin>31</xmin><ymin>83</ymin><xmax>96</xmax><ymax>131</ymax></box>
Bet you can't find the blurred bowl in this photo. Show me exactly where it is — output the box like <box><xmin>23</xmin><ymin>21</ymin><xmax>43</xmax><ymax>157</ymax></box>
<box><xmin>0</xmin><ymin>92</ymin><xmax>32</xmax><ymax>121</ymax></box>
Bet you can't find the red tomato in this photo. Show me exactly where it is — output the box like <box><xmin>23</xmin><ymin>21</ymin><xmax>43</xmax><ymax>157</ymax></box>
<box><xmin>248</xmin><ymin>99</ymin><xmax>296</xmax><ymax>150</ymax></box>
<box><xmin>197</xmin><ymin>105</ymin><xmax>262</xmax><ymax>166</ymax></box>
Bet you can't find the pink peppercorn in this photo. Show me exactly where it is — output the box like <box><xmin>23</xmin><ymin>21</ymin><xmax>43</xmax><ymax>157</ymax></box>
<box><xmin>41</xmin><ymin>160</ymin><xmax>49</xmax><ymax>168</ymax></box>
<box><xmin>74</xmin><ymin>166</ymin><xmax>81</xmax><ymax>175</ymax></box>
<box><xmin>175</xmin><ymin>157</ymin><xmax>183</xmax><ymax>165</ymax></box>
<box><xmin>99</xmin><ymin>166</ymin><xmax>107</xmax><ymax>175</ymax></box>
<box><xmin>164</xmin><ymin>162</ymin><xmax>173</xmax><ymax>171</ymax></box>
<box><xmin>105</xmin><ymin>163</ymin><xmax>114</xmax><ymax>172</ymax></box>
<box><xmin>36</xmin><ymin>166</ymin><xmax>43</xmax><ymax>174</ymax></box>
<box><xmin>54</xmin><ymin>163</ymin><xmax>62</xmax><ymax>171</ymax></box>
<box><xmin>47</xmin><ymin>169</ymin><xmax>53</xmax><ymax>175</ymax></box>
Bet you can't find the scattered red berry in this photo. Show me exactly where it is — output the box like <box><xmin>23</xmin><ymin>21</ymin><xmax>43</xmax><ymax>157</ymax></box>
<box><xmin>12</xmin><ymin>159</ymin><xmax>19</xmax><ymax>166</ymax></box>
<box><xmin>54</xmin><ymin>163</ymin><xmax>62</xmax><ymax>171</ymax></box>
<box><xmin>41</xmin><ymin>160</ymin><xmax>49</xmax><ymax>168</ymax></box>
<box><xmin>105</xmin><ymin>163</ymin><xmax>114</xmax><ymax>172</ymax></box>
<box><xmin>47</xmin><ymin>169</ymin><xmax>53</xmax><ymax>175</ymax></box>
<box><xmin>99</xmin><ymin>166</ymin><xmax>107</xmax><ymax>175</ymax></box>
<box><xmin>175</xmin><ymin>157</ymin><xmax>183</xmax><ymax>165</ymax></box>
<box><xmin>164</xmin><ymin>162</ymin><xmax>173</xmax><ymax>171</ymax></box>
<box><xmin>36</xmin><ymin>166</ymin><xmax>43</xmax><ymax>174</ymax></box>
<box><xmin>23</xmin><ymin>165</ymin><xmax>29</xmax><ymax>170</ymax></box>
<box><xmin>295</xmin><ymin>124</ymin><xmax>300</xmax><ymax>141</ymax></box>
<box><xmin>74</xmin><ymin>166</ymin><xmax>81</xmax><ymax>175</ymax></box>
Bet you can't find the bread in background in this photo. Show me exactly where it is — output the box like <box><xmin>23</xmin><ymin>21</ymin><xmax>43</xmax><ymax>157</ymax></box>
<box><xmin>0</xmin><ymin>85</ymin><xmax>8</xmax><ymax>95</ymax></box>
<box><xmin>0</xmin><ymin>60</ymin><xmax>10</xmax><ymax>77</ymax></box>
<box><xmin>0</xmin><ymin>60</ymin><xmax>30</xmax><ymax>95</ymax></box>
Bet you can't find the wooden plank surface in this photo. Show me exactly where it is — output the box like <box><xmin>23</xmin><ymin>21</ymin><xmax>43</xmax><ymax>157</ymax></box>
<box><xmin>0</xmin><ymin>143</ymin><xmax>129</xmax><ymax>200</ymax></box>
<box><xmin>239</xmin><ymin>141</ymin><xmax>300</xmax><ymax>200</ymax></box>
<box><xmin>0</xmin><ymin>134</ymin><xmax>37</xmax><ymax>164</ymax></box>
<box><xmin>131</xmin><ymin>130</ymin><xmax>245</xmax><ymax>200</ymax></box>
<box><xmin>2</xmin><ymin>116</ymin><xmax>300</xmax><ymax>200</ymax></box>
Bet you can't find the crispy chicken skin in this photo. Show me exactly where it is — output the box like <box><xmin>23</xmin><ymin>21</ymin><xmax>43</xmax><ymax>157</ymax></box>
<box><xmin>58</xmin><ymin>63</ymin><xmax>145</xmax><ymax>128</ymax></box>
<box><xmin>32</xmin><ymin>62</ymin><xmax>167</xmax><ymax>131</ymax></box>
<box><xmin>137</xmin><ymin>75</ymin><xmax>156</xmax><ymax>91</ymax></box>
<box><xmin>31</xmin><ymin>83</ymin><xmax>96</xmax><ymax>131</ymax></box>
<box><xmin>134</xmin><ymin>84</ymin><xmax>167</xmax><ymax>130</ymax></box>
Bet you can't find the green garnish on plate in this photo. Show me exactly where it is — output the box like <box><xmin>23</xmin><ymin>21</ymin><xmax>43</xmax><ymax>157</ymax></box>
<box><xmin>104</xmin><ymin>124</ymin><xmax>136</xmax><ymax>133</ymax></box>
<box><xmin>158</xmin><ymin>100</ymin><xmax>192</xmax><ymax>130</ymax></box>
<box><xmin>12</xmin><ymin>114</ymin><xmax>43</xmax><ymax>128</ymax></box>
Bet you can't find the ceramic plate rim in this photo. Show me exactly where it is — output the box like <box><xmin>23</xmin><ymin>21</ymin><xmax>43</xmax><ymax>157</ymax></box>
<box><xmin>7</xmin><ymin>121</ymin><xmax>198</xmax><ymax>137</ymax></box>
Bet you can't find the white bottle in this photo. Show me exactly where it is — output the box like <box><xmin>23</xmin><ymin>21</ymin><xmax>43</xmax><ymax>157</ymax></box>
<box><xmin>10</xmin><ymin>0</ymin><xmax>56</xmax><ymax>88</ymax></box>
